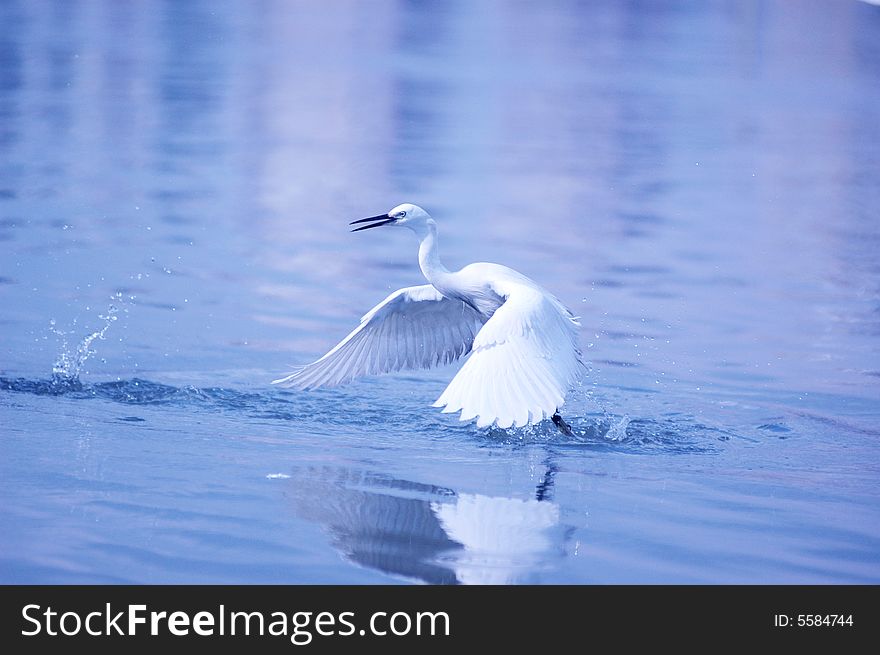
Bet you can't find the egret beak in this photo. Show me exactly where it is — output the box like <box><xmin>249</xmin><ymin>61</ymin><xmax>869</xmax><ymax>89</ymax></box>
<box><xmin>350</xmin><ymin>214</ymin><xmax>395</xmax><ymax>232</ymax></box>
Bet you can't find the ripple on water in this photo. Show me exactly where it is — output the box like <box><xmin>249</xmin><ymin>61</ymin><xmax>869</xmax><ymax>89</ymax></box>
<box><xmin>1</xmin><ymin>374</ymin><xmax>732</xmax><ymax>454</ymax></box>
<box><xmin>480</xmin><ymin>413</ymin><xmax>728</xmax><ymax>454</ymax></box>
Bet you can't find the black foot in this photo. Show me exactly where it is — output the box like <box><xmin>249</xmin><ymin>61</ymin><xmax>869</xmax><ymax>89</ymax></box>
<box><xmin>552</xmin><ymin>411</ymin><xmax>573</xmax><ymax>436</ymax></box>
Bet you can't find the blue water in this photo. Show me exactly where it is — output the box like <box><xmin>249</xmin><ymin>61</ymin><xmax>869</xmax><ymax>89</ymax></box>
<box><xmin>1</xmin><ymin>0</ymin><xmax>879</xmax><ymax>584</ymax></box>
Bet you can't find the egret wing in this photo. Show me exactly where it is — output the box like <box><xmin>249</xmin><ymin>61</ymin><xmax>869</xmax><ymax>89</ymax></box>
<box><xmin>272</xmin><ymin>285</ymin><xmax>485</xmax><ymax>389</ymax></box>
<box><xmin>433</xmin><ymin>281</ymin><xmax>583</xmax><ymax>428</ymax></box>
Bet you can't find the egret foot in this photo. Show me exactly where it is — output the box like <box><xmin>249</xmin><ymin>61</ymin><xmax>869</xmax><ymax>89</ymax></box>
<box><xmin>551</xmin><ymin>411</ymin><xmax>573</xmax><ymax>436</ymax></box>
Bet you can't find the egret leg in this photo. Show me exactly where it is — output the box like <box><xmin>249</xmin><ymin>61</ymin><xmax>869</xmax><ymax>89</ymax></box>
<box><xmin>551</xmin><ymin>411</ymin><xmax>573</xmax><ymax>436</ymax></box>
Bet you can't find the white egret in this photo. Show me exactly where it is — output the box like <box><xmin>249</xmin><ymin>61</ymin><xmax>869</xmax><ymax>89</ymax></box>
<box><xmin>273</xmin><ymin>204</ymin><xmax>583</xmax><ymax>432</ymax></box>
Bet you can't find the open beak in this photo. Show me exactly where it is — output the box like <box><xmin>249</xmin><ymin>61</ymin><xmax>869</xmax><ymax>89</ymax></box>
<box><xmin>350</xmin><ymin>214</ymin><xmax>395</xmax><ymax>232</ymax></box>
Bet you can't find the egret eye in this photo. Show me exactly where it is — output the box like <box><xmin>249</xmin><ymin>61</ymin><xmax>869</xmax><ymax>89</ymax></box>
<box><xmin>397</xmin><ymin>211</ymin><xmax>407</xmax><ymax>219</ymax></box>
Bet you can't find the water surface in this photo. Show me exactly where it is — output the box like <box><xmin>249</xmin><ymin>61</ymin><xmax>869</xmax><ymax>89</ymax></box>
<box><xmin>1</xmin><ymin>0</ymin><xmax>879</xmax><ymax>583</ymax></box>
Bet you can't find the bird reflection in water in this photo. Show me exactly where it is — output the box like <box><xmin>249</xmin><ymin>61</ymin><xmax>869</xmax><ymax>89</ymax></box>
<box><xmin>285</xmin><ymin>462</ymin><xmax>568</xmax><ymax>584</ymax></box>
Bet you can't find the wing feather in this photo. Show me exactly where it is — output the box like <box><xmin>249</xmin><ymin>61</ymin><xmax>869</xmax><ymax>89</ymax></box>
<box><xmin>273</xmin><ymin>285</ymin><xmax>485</xmax><ymax>389</ymax></box>
<box><xmin>433</xmin><ymin>280</ymin><xmax>583</xmax><ymax>428</ymax></box>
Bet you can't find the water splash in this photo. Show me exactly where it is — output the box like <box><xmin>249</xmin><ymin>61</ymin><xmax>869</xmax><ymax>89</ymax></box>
<box><xmin>477</xmin><ymin>411</ymin><xmax>728</xmax><ymax>454</ymax></box>
<box><xmin>0</xmin><ymin>371</ymin><xmax>733</xmax><ymax>454</ymax></box>
<box><xmin>572</xmin><ymin>365</ymin><xmax>620</xmax><ymax>426</ymax></box>
<box><xmin>48</xmin><ymin>295</ymin><xmax>122</xmax><ymax>391</ymax></box>
<box><xmin>604</xmin><ymin>414</ymin><xmax>631</xmax><ymax>441</ymax></box>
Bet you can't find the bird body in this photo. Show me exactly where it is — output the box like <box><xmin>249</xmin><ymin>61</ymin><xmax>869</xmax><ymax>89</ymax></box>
<box><xmin>273</xmin><ymin>204</ymin><xmax>583</xmax><ymax>429</ymax></box>
<box><xmin>431</xmin><ymin>262</ymin><xmax>527</xmax><ymax>317</ymax></box>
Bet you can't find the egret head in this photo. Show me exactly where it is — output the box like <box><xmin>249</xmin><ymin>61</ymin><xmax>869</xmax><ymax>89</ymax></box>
<box><xmin>350</xmin><ymin>203</ymin><xmax>434</xmax><ymax>236</ymax></box>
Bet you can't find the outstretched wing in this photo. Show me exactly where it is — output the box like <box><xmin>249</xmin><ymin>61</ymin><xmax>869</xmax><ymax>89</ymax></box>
<box><xmin>433</xmin><ymin>280</ymin><xmax>583</xmax><ymax>428</ymax></box>
<box><xmin>273</xmin><ymin>285</ymin><xmax>485</xmax><ymax>390</ymax></box>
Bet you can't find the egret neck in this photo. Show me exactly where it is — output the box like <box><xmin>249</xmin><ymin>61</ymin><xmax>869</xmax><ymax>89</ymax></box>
<box><xmin>416</xmin><ymin>218</ymin><xmax>450</xmax><ymax>289</ymax></box>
